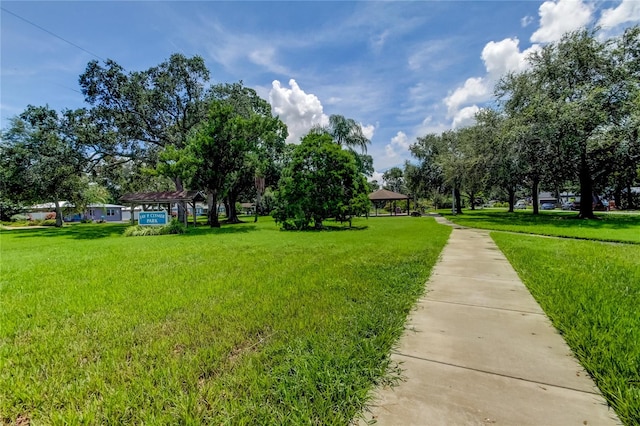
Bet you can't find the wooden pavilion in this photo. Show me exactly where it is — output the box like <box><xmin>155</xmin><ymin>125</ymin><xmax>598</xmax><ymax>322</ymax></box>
<box><xmin>368</xmin><ymin>189</ymin><xmax>410</xmax><ymax>216</ymax></box>
<box><xmin>119</xmin><ymin>191</ymin><xmax>206</xmax><ymax>226</ymax></box>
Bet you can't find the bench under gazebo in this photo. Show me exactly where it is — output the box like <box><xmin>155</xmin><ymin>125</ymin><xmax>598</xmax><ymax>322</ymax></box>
<box><xmin>120</xmin><ymin>191</ymin><xmax>206</xmax><ymax>226</ymax></box>
<box><xmin>368</xmin><ymin>189</ymin><xmax>410</xmax><ymax>216</ymax></box>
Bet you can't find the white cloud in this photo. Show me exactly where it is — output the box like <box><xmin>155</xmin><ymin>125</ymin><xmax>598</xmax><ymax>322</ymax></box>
<box><xmin>373</xmin><ymin>117</ymin><xmax>448</xmax><ymax>174</ymax></box>
<box><xmin>452</xmin><ymin>105</ymin><xmax>480</xmax><ymax>128</ymax></box>
<box><xmin>269</xmin><ymin>79</ymin><xmax>329</xmax><ymax>144</ymax></box>
<box><xmin>415</xmin><ymin>115</ymin><xmax>448</xmax><ymax>137</ymax></box>
<box><xmin>481</xmin><ymin>38</ymin><xmax>528</xmax><ymax>78</ymax></box>
<box><xmin>391</xmin><ymin>131</ymin><xmax>410</xmax><ymax>150</ymax></box>
<box><xmin>443</xmin><ymin>36</ymin><xmax>542</xmax><ymax>124</ymax></box>
<box><xmin>361</xmin><ymin>123</ymin><xmax>376</xmax><ymax>140</ymax></box>
<box><xmin>521</xmin><ymin>15</ymin><xmax>534</xmax><ymax>28</ymax></box>
<box><xmin>368</xmin><ymin>171</ymin><xmax>384</xmax><ymax>184</ymax></box>
<box><xmin>383</xmin><ymin>131</ymin><xmax>410</xmax><ymax>160</ymax></box>
<box><xmin>385</xmin><ymin>144</ymin><xmax>398</xmax><ymax>159</ymax></box>
<box><xmin>598</xmin><ymin>0</ymin><xmax>640</xmax><ymax>29</ymax></box>
<box><xmin>530</xmin><ymin>0</ymin><xmax>592</xmax><ymax>43</ymax></box>
<box><xmin>444</xmin><ymin>77</ymin><xmax>489</xmax><ymax>117</ymax></box>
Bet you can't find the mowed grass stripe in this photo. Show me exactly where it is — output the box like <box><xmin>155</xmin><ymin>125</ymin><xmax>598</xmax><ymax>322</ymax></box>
<box><xmin>0</xmin><ymin>217</ymin><xmax>450</xmax><ymax>424</ymax></box>
<box><xmin>492</xmin><ymin>233</ymin><xmax>640</xmax><ymax>425</ymax></box>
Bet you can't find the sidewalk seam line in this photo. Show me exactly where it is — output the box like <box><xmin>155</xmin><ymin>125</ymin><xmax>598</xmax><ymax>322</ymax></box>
<box><xmin>392</xmin><ymin>352</ymin><xmax>600</xmax><ymax>396</ymax></box>
<box><xmin>431</xmin><ymin>273</ymin><xmax>522</xmax><ymax>283</ymax></box>
<box><xmin>422</xmin><ymin>298</ymin><xmax>545</xmax><ymax>316</ymax></box>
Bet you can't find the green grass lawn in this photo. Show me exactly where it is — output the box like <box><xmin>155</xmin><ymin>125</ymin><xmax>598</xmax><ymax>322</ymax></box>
<box><xmin>0</xmin><ymin>217</ymin><xmax>450</xmax><ymax>424</ymax></box>
<box><xmin>492</xmin><ymin>233</ymin><xmax>640</xmax><ymax>425</ymax></box>
<box><xmin>440</xmin><ymin>209</ymin><xmax>640</xmax><ymax>243</ymax></box>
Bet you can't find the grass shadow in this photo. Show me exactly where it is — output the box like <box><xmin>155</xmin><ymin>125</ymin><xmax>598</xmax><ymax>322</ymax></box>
<box><xmin>2</xmin><ymin>223</ymin><xmax>130</xmax><ymax>240</ymax></box>
<box><xmin>181</xmin><ymin>220</ymin><xmax>260</xmax><ymax>236</ymax></box>
<box><xmin>278</xmin><ymin>225</ymin><xmax>369</xmax><ymax>232</ymax></box>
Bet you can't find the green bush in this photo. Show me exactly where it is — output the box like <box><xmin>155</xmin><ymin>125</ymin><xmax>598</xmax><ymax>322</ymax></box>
<box><xmin>10</xmin><ymin>214</ymin><xmax>30</xmax><ymax>222</ymax></box>
<box><xmin>164</xmin><ymin>219</ymin><xmax>186</xmax><ymax>234</ymax></box>
<box><xmin>41</xmin><ymin>219</ymin><xmax>57</xmax><ymax>226</ymax></box>
<box><xmin>124</xmin><ymin>219</ymin><xmax>186</xmax><ymax>237</ymax></box>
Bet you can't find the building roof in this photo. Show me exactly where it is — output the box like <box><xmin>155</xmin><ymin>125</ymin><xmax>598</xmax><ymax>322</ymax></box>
<box><xmin>87</xmin><ymin>204</ymin><xmax>126</xmax><ymax>208</ymax></box>
<box><xmin>538</xmin><ymin>192</ymin><xmax>558</xmax><ymax>201</ymax></box>
<box><xmin>120</xmin><ymin>191</ymin><xmax>206</xmax><ymax>204</ymax></box>
<box><xmin>30</xmin><ymin>201</ymin><xmax>73</xmax><ymax>210</ymax></box>
<box><xmin>368</xmin><ymin>189</ymin><xmax>409</xmax><ymax>201</ymax></box>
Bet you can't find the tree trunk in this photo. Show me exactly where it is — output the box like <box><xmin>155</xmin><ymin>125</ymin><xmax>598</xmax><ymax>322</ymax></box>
<box><xmin>207</xmin><ymin>190</ymin><xmax>220</xmax><ymax>228</ymax></box>
<box><xmin>54</xmin><ymin>200</ymin><xmax>63</xmax><ymax>227</ymax></box>
<box><xmin>254</xmin><ymin>189</ymin><xmax>261</xmax><ymax>223</ymax></box>
<box><xmin>173</xmin><ymin>176</ymin><xmax>186</xmax><ymax>224</ymax></box>
<box><xmin>468</xmin><ymin>191</ymin><xmax>476</xmax><ymax>210</ymax></box>
<box><xmin>507</xmin><ymin>187</ymin><xmax>515</xmax><ymax>213</ymax></box>
<box><xmin>627</xmin><ymin>183</ymin><xmax>634</xmax><ymax>210</ymax></box>
<box><xmin>454</xmin><ymin>188</ymin><xmax>463</xmax><ymax>214</ymax></box>
<box><xmin>614</xmin><ymin>185</ymin><xmax>622</xmax><ymax>210</ymax></box>
<box><xmin>226</xmin><ymin>192</ymin><xmax>241</xmax><ymax>224</ymax></box>
<box><xmin>578</xmin><ymin>157</ymin><xmax>596</xmax><ymax>219</ymax></box>
<box><xmin>532</xmin><ymin>179</ymin><xmax>539</xmax><ymax>215</ymax></box>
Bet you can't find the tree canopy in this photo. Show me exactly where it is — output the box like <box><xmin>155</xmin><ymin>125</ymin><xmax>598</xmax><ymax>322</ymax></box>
<box><xmin>79</xmin><ymin>54</ymin><xmax>211</xmax><ymax>222</ymax></box>
<box><xmin>0</xmin><ymin>106</ymin><xmax>95</xmax><ymax>226</ymax></box>
<box><xmin>273</xmin><ymin>133</ymin><xmax>370</xmax><ymax>230</ymax></box>
<box><xmin>167</xmin><ymin>83</ymin><xmax>287</xmax><ymax>227</ymax></box>
<box><xmin>410</xmin><ymin>26</ymin><xmax>640</xmax><ymax>217</ymax></box>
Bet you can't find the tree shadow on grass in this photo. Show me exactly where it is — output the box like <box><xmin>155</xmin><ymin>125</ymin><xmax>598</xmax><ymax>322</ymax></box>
<box><xmin>279</xmin><ymin>224</ymin><xmax>369</xmax><ymax>232</ymax></box>
<box><xmin>182</xmin><ymin>224</ymin><xmax>257</xmax><ymax>237</ymax></box>
<box><xmin>2</xmin><ymin>223</ymin><xmax>131</xmax><ymax>240</ymax></box>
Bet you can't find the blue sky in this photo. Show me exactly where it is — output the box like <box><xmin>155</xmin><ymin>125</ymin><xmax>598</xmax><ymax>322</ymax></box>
<box><xmin>2</xmin><ymin>1</ymin><xmax>639</xmax><ymax>182</ymax></box>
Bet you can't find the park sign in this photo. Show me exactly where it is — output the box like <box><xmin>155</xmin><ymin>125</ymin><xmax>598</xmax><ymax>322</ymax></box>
<box><xmin>138</xmin><ymin>211</ymin><xmax>168</xmax><ymax>226</ymax></box>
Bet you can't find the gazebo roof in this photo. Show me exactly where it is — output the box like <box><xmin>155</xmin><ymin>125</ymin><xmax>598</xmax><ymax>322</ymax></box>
<box><xmin>368</xmin><ymin>189</ymin><xmax>409</xmax><ymax>201</ymax></box>
<box><xmin>120</xmin><ymin>190</ymin><xmax>205</xmax><ymax>204</ymax></box>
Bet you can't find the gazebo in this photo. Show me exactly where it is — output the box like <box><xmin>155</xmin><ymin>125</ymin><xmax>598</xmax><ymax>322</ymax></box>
<box><xmin>368</xmin><ymin>189</ymin><xmax>410</xmax><ymax>216</ymax></box>
<box><xmin>120</xmin><ymin>191</ymin><xmax>206</xmax><ymax>226</ymax></box>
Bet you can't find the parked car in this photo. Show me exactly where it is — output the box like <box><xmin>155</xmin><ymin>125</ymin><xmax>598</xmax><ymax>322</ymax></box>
<box><xmin>561</xmin><ymin>201</ymin><xmax>573</xmax><ymax>210</ymax></box>
<box><xmin>514</xmin><ymin>200</ymin><xmax>527</xmax><ymax>209</ymax></box>
<box><xmin>541</xmin><ymin>202</ymin><xmax>555</xmax><ymax>210</ymax></box>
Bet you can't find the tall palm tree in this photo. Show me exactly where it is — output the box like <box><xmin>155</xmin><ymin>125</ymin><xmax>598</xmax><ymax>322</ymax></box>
<box><xmin>311</xmin><ymin>114</ymin><xmax>370</xmax><ymax>153</ymax></box>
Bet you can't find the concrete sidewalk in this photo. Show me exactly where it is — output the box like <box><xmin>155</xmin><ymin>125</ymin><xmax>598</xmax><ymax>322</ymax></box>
<box><xmin>360</xmin><ymin>223</ymin><xmax>620</xmax><ymax>425</ymax></box>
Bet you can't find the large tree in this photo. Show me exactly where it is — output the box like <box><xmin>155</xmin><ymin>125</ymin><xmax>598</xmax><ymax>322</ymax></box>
<box><xmin>0</xmin><ymin>106</ymin><xmax>92</xmax><ymax>226</ymax></box>
<box><xmin>498</xmin><ymin>27</ymin><xmax>640</xmax><ymax>218</ymax></box>
<box><xmin>273</xmin><ymin>133</ymin><xmax>370</xmax><ymax>229</ymax></box>
<box><xmin>497</xmin><ymin>70</ymin><xmax>562</xmax><ymax>215</ymax></box>
<box><xmin>209</xmin><ymin>82</ymin><xmax>287</xmax><ymax>223</ymax></box>
<box><xmin>474</xmin><ymin>109</ymin><xmax>522</xmax><ymax>212</ymax></box>
<box><xmin>79</xmin><ymin>54</ymin><xmax>211</xmax><ymax>221</ymax></box>
<box><xmin>311</xmin><ymin>114</ymin><xmax>373</xmax><ymax>176</ymax></box>
<box><xmin>168</xmin><ymin>84</ymin><xmax>287</xmax><ymax>227</ymax></box>
<box><xmin>382</xmin><ymin>167</ymin><xmax>404</xmax><ymax>193</ymax></box>
<box><xmin>411</xmin><ymin>131</ymin><xmax>466</xmax><ymax>214</ymax></box>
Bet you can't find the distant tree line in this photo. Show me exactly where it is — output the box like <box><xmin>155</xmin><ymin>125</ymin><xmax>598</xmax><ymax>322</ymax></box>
<box><xmin>0</xmin><ymin>54</ymin><xmax>372</xmax><ymax>229</ymax></box>
<box><xmin>406</xmin><ymin>26</ymin><xmax>640</xmax><ymax>219</ymax></box>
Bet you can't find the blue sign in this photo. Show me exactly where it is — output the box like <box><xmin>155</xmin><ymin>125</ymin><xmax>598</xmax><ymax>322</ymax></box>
<box><xmin>139</xmin><ymin>211</ymin><xmax>168</xmax><ymax>226</ymax></box>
